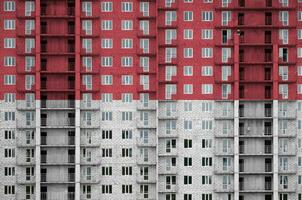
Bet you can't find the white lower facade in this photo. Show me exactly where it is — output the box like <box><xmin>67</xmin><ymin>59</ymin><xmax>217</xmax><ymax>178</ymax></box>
<box><xmin>0</xmin><ymin>99</ymin><xmax>301</xmax><ymax>200</ymax></box>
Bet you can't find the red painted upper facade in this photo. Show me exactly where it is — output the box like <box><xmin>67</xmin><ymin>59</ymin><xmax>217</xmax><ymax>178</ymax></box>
<box><xmin>0</xmin><ymin>0</ymin><xmax>301</xmax><ymax>100</ymax></box>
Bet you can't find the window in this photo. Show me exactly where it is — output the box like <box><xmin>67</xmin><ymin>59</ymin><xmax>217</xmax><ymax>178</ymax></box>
<box><xmin>4</xmin><ymin>167</ymin><xmax>15</xmax><ymax>176</ymax></box>
<box><xmin>121</xmin><ymin>57</ymin><xmax>133</xmax><ymax>67</ymax></box>
<box><xmin>183</xmin><ymin>66</ymin><xmax>193</xmax><ymax>76</ymax></box>
<box><xmin>184</xmin><ymin>48</ymin><xmax>193</xmax><ymax>58</ymax></box>
<box><xmin>140</xmin><ymin>2</ymin><xmax>149</xmax><ymax>16</ymax></box>
<box><xmin>184</xmin><ymin>157</ymin><xmax>192</xmax><ymax>166</ymax></box>
<box><xmin>201</xmin><ymin>157</ymin><xmax>212</xmax><ymax>166</ymax></box>
<box><xmin>121</xmin><ymin>75</ymin><xmax>133</xmax><ymax>85</ymax></box>
<box><xmin>201</xmin><ymin>66</ymin><xmax>213</xmax><ymax>76</ymax></box>
<box><xmin>122</xmin><ymin>93</ymin><xmax>133</xmax><ymax>102</ymax></box>
<box><xmin>82</xmin><ymin>2</ymin><xmax>92</xmax><ymax>16</ymax></box>
<box><xmin>102</xmin><ymin>185</ymin><xmax>112</xmax><ymax>194</ymax></box>
<box><xmin>184</xmin><ymin>84</ymin><xmax>193</xmax><ymax>94</ymax></box>
<box><xmin>202</xmin><ymin>84</ymin><xmax>213</xmax><ymax>94</ymax></box>
<box><xmin>25</xmin><ymin>1</ymin><xmax>34</xmax><ymax>16</ymax></box>
<box><xmin>121</xmin><ymin>20</ymin><xmax>133</xmax><ymax>30</ymax></box>
<box><xmin>101</xmin><ymin>38</ymin><xmax>113</xmax><ymax>48</ymax></box>
<box><xmin>101</xmin><ymin>111</ymin><xmax>113</xmax><ymax>121</ymax></box>
<box><xmin>201</xmin><ymin>175</ymin><xmax>212</xmax><ymax>185</ymax></box>
<box><xmin>184</xmin><ymin>139</ymin><xmax>192</xmax><ymax>148</ymax></box>
<box><xmin>4</xmin><ymin>38</ymin><xmax>15</xmax><ymax>48</ymax></box>
<box><xmin>298</xmin><ymin>84</ymin><xmax>302</xmax><ymax>94</ymax></box>
<box><xmin>184</xmin><ymin>120</ymin><xmax>192</xmax><ymax>130</ymax></box>
<box><xmin>202</xmin><ymin>11</ymin><xmax>213</xmax><ymax>21</ymax></box>
<box><xmin>4</xmin><ymin>75</ymin><xmax>16</xmax><ymax>85</ymax></box>
<box><xmin>122</xmin><ymin>130</ymin><xmax>132</xmax><ymax>139</ymax></box>
<box><xmin>122</xmin><ymin>185</ymin><xmax>132</xmax><ymax>194</ymax></box>
<box><xmin>122</xmin><ymin>148</ymin><xmax>132</xmax><ymax>157</ymax></box>
<box><xmin>101</xmin><ymin>93</ymin><xmax>113</xmax><ymax>102</ymax></box>
<box><xmin>121</xmin><ymin>111</ymin><xmax>133</xmax><ymax>121</ymax></box>
<box><xmin>101</xmin><ymin>20</ymin><xmax>113</xmax><ymax>30</ymax></box>
<box><xmin>298</xmin><ymin>48</ymin><xmax>302</xmax><ymax>58</ymax></box>
<box><xmin>184</xmin><ymin>11</ymin><xmax>193</xmax><ymax>21</ymax></box>
<box><xmin>140</xmin><ymin>20</ymin><xmax>149</xmax><ymax>35</ymax></box>
<box><xmin>298</xmin><ymin>29</ymin><xmax>302</xmax><ymax>40</ymax></box>
<box><xmin>299</xmin><ymin>11</ymin><xmax>302</xmax><ymax>21</ymax></box>
<box><xmin>202</xmin><ymin>48</ymin><xmax>213</xmax><ymax>58</ymax></box>
<box><xmin>122</xmin><ymin>166</ymin><xmax>132</xmax><ymax>175</ymax></box>
<box><xmin>4</xmin><ymin>185</ymin><xmax>15</xmax><ymax>195</ymax></box>
<box><xmin>101</xmin><ymin>166</ymin><xmax>112</xmax><ymax>175</ymax></box>
<box><xmin>102</xmin><ymin>148</ymin><xmax>112</xmax><ymax>157</ymax></box>
<box><xmin>279</xmin><ymin>11</ymin><xmax>289</xmax><ymax>26</ymax></box>
<box><xmin>24</xmin><ymin>20</ymin><xmax>33</xmax><ymax>35</ymax></box>
<box><xmin>101</xmin><ymin>75</ymin><xmax>113</xmax><ymax>85</ymax></box>
<box><xmin>184</xmin><ymin>176</ymin><xmax>192</xmax><ymax>185</ymax></box>
<box><xmin>82</xmin><ymin>39</ymin><xmax>92</xmax><ymax>53</ymax></box>
<box><xmin>4</xmin><ymin>20</ymin><xmax>15</xmax><ymax>30</ymax></box>
<box><xmin>4</xmin><ymin>148</ymin><xmax>15</xmax><ymax>157</ymax></box>
<box><xmin>4</xmin><ymin>130</ymin><xmax>15</xmax><ymax>140</ymax></box>
<box><xmin>121</xmin><ymin>2</ymin><xmax>133</xmax><ymax>12</ymax></box>
<box><xmin>82</xmin><ymin>57</ymin><xmax>92</xmax><ymax>71</ymax></box>
<box><xmin>165</xmin><ymin>11</ymin><xmax>177</xmax><ymax>25</ymax></box>
<box><xmin>201</xmin><ymin>102</ymin><xmax>213</xmax><ymax>112</ymax></box>
<box><xmin>101</xmin><ymin>2</ymin><xmax>113</xmax><ymax>12</ymax></box>
<box><xmin>102</xmin><ymin>130</ymin><xmax>112</xmax><ymax>139</ymax></box>
<box><xmin>222</xmin><ymin>11</ymin><xmax>231</xmax><ymax>26</ymax></box>
<box><xmin>201</xmin><ymin>120</ymin><xmax>213</xmax><ymax>130</ymax></box>
<box><xmin>4</xmin><ymin>1</ymin><xmax>15</xmax><ymax>11</ymax></box>
<box><xmin>202</xmin><ymin>194</ymin><xmax>212</xmax><ymax>200</ymax></box>
<box><xmin>101</xmin><ymin>57</ymin><xmax>113</xmax><ymax>67</ymax></box>
<box><xmin>201</xmin><ymin>29</ymin><xmax>213</xmax><ymax>39</ymax></box>
<box><xmin>4</xmin><ymin>93</ymin><xmax>15</xmax><ymax>102</ymax></box>
<box><xmin>184</xmin><ymin>102</ymin><xmax>192</xmax><ymax>111</ymax></box>
<box><xmin>184</xmin><ymin>29</ymin><xmax>193</xmax><ymax>39</ymax></box>
<box><xmin>82</xmin><ymin>20</ymin><xmax>92</xmax><ymax>35</ymax></box>
<box><xmin>121</xmin><ymin>39</ymin><xmax>133</xmax><ymax>49</ymax></box>
<box><xmin>4</xmin><ymin>56</ymin><xmax>16</xmax><ymax>67</ymax></box>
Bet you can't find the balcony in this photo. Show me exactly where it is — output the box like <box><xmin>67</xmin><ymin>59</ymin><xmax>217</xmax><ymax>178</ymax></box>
<box><xmin>41</xmin><ymin>173</ymin><xmax>75</xmax><ymax>183</ymax></box>
<box><xmin>16</xmin><ymin>155</ymin><xmax>35</xmax><ymax>166</ymax></box>
<box><xmin>137</xmin><ymin>137</ymin><xmax>156</xmax><ymax>147</ymax></box>
<box><xmin>137</xmin><ymin>101</ymin><xmax>157</xmax><ymax>111</ymax></box>
<box><xmin>136</xmin><ymin>119</ymin><xmax>157</xmax><ymax>129</ymax></box>
<box><xmin>41</xmin><ymin>118</ymin><xmax>75</xmax><ymax>128</ymax></box>
<box><xmin>41</xmin><ymin>100</ymin><xmax>75</xmax><ymax>110</ymax></box>
<box><xmin>239</xmin><ymin>145</ymin><xmax>273</xmax><ymax>156</ymax></box>
<box><xmin>41</xmin><ymin>155</ymin><xmax>75</xmax><ymax>165</ymax></box>
<box><xmin>80</xmin><ymin>101</ymin><xmax>100</xmax><ymax>110</ymax></box>
<box><xmin>81</xmin><ymin>174</ymin><xmax>100</xmax><ymax>184</ymax></box>
<box><xmin>16</xmin><ymin>101</ymin><xmax>35</xmax><ymax>110</ymax></box>
<box><xmin>158</xmin><ymin>129</ymin><xmax>179</xmax><ymax>138</ymax></box>
<box><xmin>40</xmin><ymin>136</ymin><xmax>75</xmax><ymax>147</ymax></box>
<box><xmin>41</xmin><ymin>192</ymin><xmax>75</xmax><ymax>200</ymax></box>
<box><xmin>158</xmin><ymin>110</ymin><xmax>178</xmax><ymax>119</ymax></box>
<box><xmin>16</xmin><ymin>175</ymin><xmax>35</xmax><ymax>184</ymax></box>
<box><xmin>158</xmin><ymin>183</ymin><xmax>178</xmax><ymax>193</ymax></box>
<box><xmin>158</xmin><ymin>148</ymin><xmax>178</xmax><ymax>157</ymax></box>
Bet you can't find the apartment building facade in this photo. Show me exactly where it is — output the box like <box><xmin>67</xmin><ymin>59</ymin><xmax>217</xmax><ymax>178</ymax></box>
<box><xmin>1</xmin><ymin>0</ymin><xmax>302</xmax><ymax>200</ymax></box>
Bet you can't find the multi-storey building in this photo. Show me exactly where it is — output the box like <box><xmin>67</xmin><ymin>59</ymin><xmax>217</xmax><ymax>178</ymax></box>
<box><xmin>1</xmin><ymin>0</ymin><xmax>302</xmax><ymax>200</ymax></box>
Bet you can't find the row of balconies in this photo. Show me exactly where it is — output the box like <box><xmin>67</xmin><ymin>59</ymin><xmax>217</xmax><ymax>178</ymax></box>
<box><xmin>215</xmin><ymin>146</ymin><xmax>296</xmax><ymax>156</ymax></box>
<box><xmin>16</xmin><ymin>101</ymin><xmax>100</xmax><ymax>110</ymax></box>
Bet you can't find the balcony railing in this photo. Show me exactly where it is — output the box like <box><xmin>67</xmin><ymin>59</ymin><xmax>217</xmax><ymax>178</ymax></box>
<box><xmin>41</xmin><ymin>192</ymin><xmax>75</xmax><ymax>200</ymax></box>
<box><xmin>41</xmin><ymin>118</ymin><xmax>75</xmax><ymax>127</ymax></box>
<box><xmin>41</xmin><ymin>101</ymin><xmax>75</xmax><ymax>109</ymax></box>
<box><xmin>40</xmin><ymin>155</ymin><xmax>75</xmax><ymax>164</ymax></box>
<box><xmin>41</xmin><ymin>173</ymin><xmax>75</xmax><ymax>183</ymax></box>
